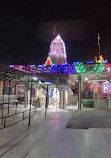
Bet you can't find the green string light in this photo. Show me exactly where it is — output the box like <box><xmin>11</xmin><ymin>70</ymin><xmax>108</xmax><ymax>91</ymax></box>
<box><xmin>97</xmin><ymin>63</ymin><xmax>105</xmax><ymax>73</ymax></box>
<box><xmin>75</xmin><ymin>62</ymin><xmax>86</xmax><ymax>73</ymax></box>
<box><xmin>74</xmin><ymin>63</ymin><xmax>105</xmax><ymax>80</ymax></box>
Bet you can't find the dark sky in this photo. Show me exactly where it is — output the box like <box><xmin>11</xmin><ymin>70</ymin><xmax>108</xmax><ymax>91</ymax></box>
<box><xmin>0</xmin><ymin>0</ymin><xmax>111</xmax><ymax>65</ymax></box>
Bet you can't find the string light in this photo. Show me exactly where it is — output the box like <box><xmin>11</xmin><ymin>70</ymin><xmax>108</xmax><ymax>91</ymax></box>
<box><xmin>75</xmin><ymin>62</ymin><xmax>86</xmax><ymax>73</ymax></box>
<box><xmin>9</xmin><ymin>63</ymin><xmax>105</xmax><ymax>76</ymax></box>
<box><xmin>9</xmin><ymin>64</ymin><xmax>75</xmax><ymax>74</ymax></box>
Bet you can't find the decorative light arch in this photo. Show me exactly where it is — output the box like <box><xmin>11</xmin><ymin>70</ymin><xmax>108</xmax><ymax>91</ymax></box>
<box><xmin>102</xmin><ymin>81</ymin><xmax>111</xmax><ymax>94</ymax></box>
<box><xmin>92</xmin><ymin>81</ymin><xmax>100</xmax><ymax>93</ymax></box>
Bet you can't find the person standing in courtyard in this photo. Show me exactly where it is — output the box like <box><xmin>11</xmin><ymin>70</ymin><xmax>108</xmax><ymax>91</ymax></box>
<box><xmin>36</xmin><ymin>97</ymin><xmax>40</xmax><ymax>108</ymax></box>
<box><xmin>45</xmin><ymin>94</ymin><xmax>49</xmax><ymax>109</ymax></box>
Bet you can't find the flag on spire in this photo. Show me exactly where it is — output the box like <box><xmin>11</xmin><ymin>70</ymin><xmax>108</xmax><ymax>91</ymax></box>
<box><xmin>53</xmin><ymin>24</ymin><xmax>56</xmax><ymax>36</ymax></box>
<box><xmin>98</xmin><ymin>33</ymin><xmax>100</xmax><ymax>46</ymax></box>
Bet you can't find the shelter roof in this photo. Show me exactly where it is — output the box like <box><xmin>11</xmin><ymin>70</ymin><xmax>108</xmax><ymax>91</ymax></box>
<box><xmin>0</xmin><ymin>64</ymin><xmax>51</xmax><ymax>86</ymax></box>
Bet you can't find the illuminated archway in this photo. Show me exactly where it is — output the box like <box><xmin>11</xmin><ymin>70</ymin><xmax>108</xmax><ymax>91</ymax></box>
<box><xmin>102</xmin><ymin>81</ymin><xmax>111</xmax><ymax>97</ymax></box>
<box><xmin>92</xmin><ymin>82</ymin><xmax>100</xmax><ymax>93</ymax></box>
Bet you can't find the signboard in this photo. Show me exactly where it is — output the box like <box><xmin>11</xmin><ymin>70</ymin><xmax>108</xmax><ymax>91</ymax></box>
<box><xmin>49</xmin><ymin>77</ymin><xmax>68</xmax><ymax>85</ymax></box>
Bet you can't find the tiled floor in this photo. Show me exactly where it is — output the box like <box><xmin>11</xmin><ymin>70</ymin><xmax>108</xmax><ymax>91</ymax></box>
<box><xmin>1</xmin><ymin>108</ymin><xmax>111</xmax><ymax>158</ymax></box>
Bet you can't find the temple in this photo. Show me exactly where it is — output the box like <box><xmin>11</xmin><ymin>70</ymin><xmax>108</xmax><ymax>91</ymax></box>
<box><xmin>1</xmin><ymin>33</ymin><xmax>111</xmax><ymax>113</ymax></box>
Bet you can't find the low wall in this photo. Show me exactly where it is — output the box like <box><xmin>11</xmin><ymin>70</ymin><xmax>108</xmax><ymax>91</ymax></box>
<box><xmin>94</xmin><ymin>99</ymin><xmax>108</xmax><ymax>109</ymax></box>
<box><xmin>0</xmin><ymin>95</ymin><xmax>24</xmax><ymax>104</ymax></box>
<box><xmin>81</xmin><ymin>99</ymin><xmax>109</xmax><ymax>109</ymax></box>
<box><xmin>68</xmin><ymin>95</ymin><xmax>78</xmax><ymax>105</ymax></box>
<box><xmin>108</xmin><ymin>98</ymin><xmax>111</xmax><ymax>109</ymax></box>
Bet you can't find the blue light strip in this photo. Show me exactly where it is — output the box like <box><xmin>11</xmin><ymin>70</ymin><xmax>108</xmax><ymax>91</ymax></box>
<box><xmin>87</xmin><ymin>61</ymin><xmax>95</xmax><ymax>64</ymax></box>
<box><xmin>10</xmin><ymin>63</ymin><xmax>76</xmax><ymax>74</ymax></box>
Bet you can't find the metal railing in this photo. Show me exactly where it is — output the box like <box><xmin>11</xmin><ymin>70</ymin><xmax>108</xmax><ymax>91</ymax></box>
<box><xmin>0</xmin><ymin>106</ymin><xmax>47</xmax><ymax>130</ymax></box>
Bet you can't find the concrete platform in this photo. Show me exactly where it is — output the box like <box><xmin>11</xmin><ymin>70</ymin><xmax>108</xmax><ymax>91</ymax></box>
<box><xmin>1</xmin><ymin>108</ymin><xmax>111</xmax><ymax>158</ymax></box>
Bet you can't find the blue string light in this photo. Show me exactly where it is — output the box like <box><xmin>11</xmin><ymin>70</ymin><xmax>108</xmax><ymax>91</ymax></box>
<box><xmin>10</xmin><ymin>64</ymin><xmax>76</xmax><ymax>74</ymax></box>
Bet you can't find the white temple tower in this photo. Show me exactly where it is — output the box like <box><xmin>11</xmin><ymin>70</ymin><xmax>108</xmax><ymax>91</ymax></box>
<box><xmin>49</xmin><ymin>34</ymin><xmax>67</xmax><ymax>65</ymax></box>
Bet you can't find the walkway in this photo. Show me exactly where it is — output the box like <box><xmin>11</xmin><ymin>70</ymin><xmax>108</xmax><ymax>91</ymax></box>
<box><xmin>1</xmin><ymin>108</ymin><xmax>111</xmax><ymax>158</ymax></box>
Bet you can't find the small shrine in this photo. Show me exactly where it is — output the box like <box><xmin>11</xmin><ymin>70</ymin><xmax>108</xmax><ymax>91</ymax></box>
<box><xmin>95</xmin><ymin>33</ymin><xmax>108</xmax><ymax>63</ymax></box>
<box><xmin>95</xmin><ymin>55</ymin><xmax>107</xmax><ymax>63</ymax></box>
<box><xmin>44</xmin><ymin>57</ymin><xmax>53</xmax><ymax>66</ymax></box>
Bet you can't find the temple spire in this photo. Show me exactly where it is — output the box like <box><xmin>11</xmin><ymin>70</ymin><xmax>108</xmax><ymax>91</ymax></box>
<box><xmin>49</xmin><ymin>34</ymin><xmax>67</xmax><ymax>65</ymax></box>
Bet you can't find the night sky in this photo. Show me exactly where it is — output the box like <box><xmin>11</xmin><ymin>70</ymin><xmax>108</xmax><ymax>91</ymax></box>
<box><xmin>0</xmin><ymin>0</ymin><xmax>111</xmax><ymax>65</ymax></box>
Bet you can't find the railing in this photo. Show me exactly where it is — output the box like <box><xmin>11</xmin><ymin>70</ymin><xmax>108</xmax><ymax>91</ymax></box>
<box><xmin>0</xmin><ymin>107</ymin><xmax>47</xmax><ymax>130</ymax></box>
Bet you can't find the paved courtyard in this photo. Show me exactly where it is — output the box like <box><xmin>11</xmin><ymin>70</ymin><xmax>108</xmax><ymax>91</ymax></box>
<box><xmin>67</xmin><ymin>108</ymin><xmax>111</xmax><ymax>129</ymax></box>
<box><xmin>1</xmin><ymin>107</ymin><xmax>111</xmax><ymax>158</ymax></box>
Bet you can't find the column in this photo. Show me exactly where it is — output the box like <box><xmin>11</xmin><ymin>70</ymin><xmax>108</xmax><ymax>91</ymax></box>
<box><xmin>0</xmin><ymin>81</ymin><xmax>3</xmax><ymax>97</ymax></box>
<box><xmin>39</xmin><ymin>87</ymin><xmax>43</xmax><ymax>105</ymax></box>
<box><xmin>60</xmin><ymin>91</ymin><xmax>64</xmax><ymax>109</ymax></box>
<box><xmin>78</xmin><ymin>73</ymin><xmax>82</xmax><ymax>110</ymax></box>
<box><xmin>24</xmin><ymin>90</ymin><xmax>28</xmax><ymax>108</ymax></box>
<box><xmin>35</xmin><ymin>86</ymin><xmax>38</xmax><ymax>99</ymax></box>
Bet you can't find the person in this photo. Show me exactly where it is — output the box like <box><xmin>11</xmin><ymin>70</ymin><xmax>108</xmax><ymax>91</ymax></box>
<box><xmin>36</xmin><ymin>97</ymin><xmax>40</xmax><ymax>108</ymax></box>
<box><xmin>45</xmin><ymin>94</ymin><xmax>49</xmax><ymax>109</ymax></box>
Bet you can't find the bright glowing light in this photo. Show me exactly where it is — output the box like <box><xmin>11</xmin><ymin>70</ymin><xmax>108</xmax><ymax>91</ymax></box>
<box><xmin>56</xmin><ymin>34</ymin><xmax>61</xmax><ymax>39</ymax></box>
<box><xmin>38</xmin><ymin>80</ymin><xmax>41</xmax><ymax>84</ymax></box>
<box><xmin>107</xmin><ymin>68</ymin><xmax>110</xmax><ymax>72</ymax></box>
<box><xmin>9</xmin><ymin>65</ymin><xmax>14</xmax><ymax>67</ymax></box>
<box><xmin>84</xmin><ymin>78</ymin><xmax>88</xmax><ymax>81</ymax></box>
<box><xmin>33</xmin><ymin>77</ymin><xmax>37</xmax><ymax>81</ymax></box>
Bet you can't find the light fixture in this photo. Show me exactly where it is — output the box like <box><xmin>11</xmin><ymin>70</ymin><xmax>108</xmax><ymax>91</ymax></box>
<box><xmin>84</xmin><ymin>78</ymin><xmax>88</xmax><ymax>81</ymax></box>
<box><xmin>33</xmin><ymin>77</ymin><xmax>37</xmax><ymax>81</ymax></box>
